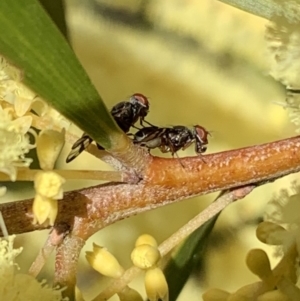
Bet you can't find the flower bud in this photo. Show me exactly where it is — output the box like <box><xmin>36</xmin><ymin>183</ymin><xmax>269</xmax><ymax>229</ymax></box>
<box><xmin>32</xmin><ymin>171</ymin><xmax>65</xmax><ymax>225</ymax></box>
<box><xmin>135</xmin><ymin>234</ymin><xmax>158</xmax><ymax>248</ymax></box>
<box><xmin>246</xmin><ymin>249</ymin><xmax>274</xmax><ymax>284</ymax></box>
<box><xmin>36</xmin><ymin>129</ymin><xmax>65</xmax><ymax>170</ymax></box>
<box><xmin>32</xmin><ymin>194</ymin><xmax>58</xmax><ymax>226</ymax></box>
<box><xmin>256</xmin><ymin>221</ymin><xmax>286</xmax><ymax>245</ymax></box>
<box><xmin>34</xmin><ymin>171</ymin><xmax>65</xmax><ymax>199</ymax></box>
<box><xmin>131</xmin><ymin>244</ymin><xmax>161</xmax><ymax>270</ymax></box>
<box><xmin>14</xmin><ymin>85</ymin><xmax>36</xmax><ymax>117</ymax></box>
<box><xmin>145</xmin><ymin>267</ymin><xmax>168</xmax><ymax>301</ymax></box>
<box><xmin>86</xmin><ymin>243</ymin><xmax>124</xmax><ymax>278</ymax></box>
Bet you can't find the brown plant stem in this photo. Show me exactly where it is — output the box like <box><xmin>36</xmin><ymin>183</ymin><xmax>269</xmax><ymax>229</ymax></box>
<box><xmin>54</xmin><ymin>235</ymin><xmax>85</xmax><ymax>301</ymax></box>
<box><xmin>28</xmin><ymin>222</ymin><xmax>70</xmax><ymax>277</ymax></box>
<box><xmin>1</xmin><ymin>135</ymin><xmax>300</xmax><ymax>237</ymax></box>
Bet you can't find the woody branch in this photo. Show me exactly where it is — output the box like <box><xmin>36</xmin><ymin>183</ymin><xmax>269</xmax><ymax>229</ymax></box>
<box><xmin>1</xmin><ymin>134</ymin><xmax>300</xmax><ymax>238</ymax></box>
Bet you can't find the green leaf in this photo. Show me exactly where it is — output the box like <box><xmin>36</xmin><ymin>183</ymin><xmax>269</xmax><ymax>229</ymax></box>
<box><xmin>0</xmin><ymin>0</ymin><xmax>122</xmax><ymax>149</ymax></box>
<box><xmin>39</xmin><ymin>0</ymin><xmax>68</xmax><ymax>39</ymax></box>
<box><xmin>164</xmin><ymin>212</ymin><xmax>220</xmax><ymax>301</ymax></box>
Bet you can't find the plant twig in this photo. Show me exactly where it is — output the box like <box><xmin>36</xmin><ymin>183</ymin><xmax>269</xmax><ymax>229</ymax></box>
<box><xmin>28</xmin><ymin>222</ymin><xmax>70</xmax><ymax>277</ymax></box>
<box><xmin>158</xmin><ymin>186</ymin><xmax>256</xmax><ymax>255</ymax></box>
<box><xmin>54</xmin><ymin>235</ymin><xmax>85</xmax><ymax>301</ymax></box>
<box><xmin>1</xmin><ymin>135</ymin><xmax>300</xmax><ymax>237</ymax></box>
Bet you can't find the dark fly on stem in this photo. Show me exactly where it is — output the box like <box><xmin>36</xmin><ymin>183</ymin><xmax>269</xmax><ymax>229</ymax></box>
<box><xmin>66</xmin><ymin>93</ymin><xmax>153</xmax><ymax>163</ymax></box>
<box><xmin>133</xmin><ymin>125</ymin><xmax>210</xmax><ymax>165</ymax></box>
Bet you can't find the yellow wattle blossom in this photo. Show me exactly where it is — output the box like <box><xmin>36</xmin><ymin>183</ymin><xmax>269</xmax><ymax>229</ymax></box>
<box><xmin>36</xmin><ymin>129</ymin><xmax>65</xmax><ymax>171</ymax></box>
<box><xmin>266</xmin><ymin>12</ymin><xmax>300</xmax><ymax>131</ymax></box>
<box><xmin>0</xmin><ymin>56</ymin><xmax>38</xmax><ymax>117</ymax></box>
<box><xmin>144</xmin><ymin>267</ymin><xmax>168</xmax><ymax>301</ymax></box>
<box><xmin>0</xmin><ymin>235</ymin><xmax>66</xmax><ymax>301</ymax></box>
<box><xmin>39</xmin><ymin>107</ymin><xmax>71</xmax><ymax>131</ymax></box>
<box><xmin>85</xmin><ymin>243</ymin><xmax>125</xmax><ymax>278</ymax></box>
<box><xmin>34</xmin><ymin>171</ymin><xmax>65</xmax><ymax>200</ymax></box>
<box><xmin>131</xmin><ymin>244</ymin><xmax>161</xmax><ymax>270</ymax></box>
<box><xmin>134</xmin><ymin>234</ymin><xmax>158</xmax><ymax>248</ymax></box>
<box><xmin>32</xmin><ymin>193</ymin><xmax>58</xmax><ymax>226</ymax></box>
<box><xmin>131</xmin><ymin>234</ymin><xmax>168</xmax><ymax>301</ymax></box>
<box><xmin>0</xmin><ymin>105</ymin><xmax>33</xmax><ymax>182</ymax></box>
<box><xmin>32</xmin><ymin>171</ymin><xmax>65</xmax><ymax>225</ymax></box>
<box><xmin>203</xmin><ymin>184</ymin><xmax>300</xmax><ymax>301</ymax></box>
<box><xmin>0</xmin><ymin>56</ymin><xmax>21</xmax><ymax>81</ymax></box>
<box><xmin>0</xmin><ymin>55</ymin><xmax>70</xmax><ymax>195</ymax></box>
<box><xmin>264</xmin><ymin>186</ymin><xmax>300</xmax><ymax>254</ymax></box>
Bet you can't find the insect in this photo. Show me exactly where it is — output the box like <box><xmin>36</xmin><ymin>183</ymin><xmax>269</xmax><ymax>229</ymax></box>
<box><xmin>133</xmin><ymin>125</ymin><xmax>209</xmax><ymax>157</ymax></box>
<box><xmin>66</xmin><ymin>93</ymin><xmax>152</xmax><ymax>163</ymax></box>
<box><xmin>111</xmin><ymin>93</ymin><xmax>152</xmax><ymax>132</ymax></box>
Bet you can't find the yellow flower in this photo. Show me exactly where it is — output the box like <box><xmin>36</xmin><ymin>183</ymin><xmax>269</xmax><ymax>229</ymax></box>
<box><xmin>144</xmin><ymin>267</ymin><xmax>168</xmax><ymax>301</ymax></box>
<box><xmin>0</xmin><ymin>53</ymin><xmax>69</xmax><ymax>134</ymax></box>
<box><xmin>13</xmin><ymin>83</ymin><xmax>38</xmax><ymax>117</ymax></box>
<box><xmin>266</xmin><ymin>16</ymin><xmax>300</xmax><ymax>130</ymax></box>
<box><xmin>263</xmin><ymin>186</ymin><xmax>300</xmax><ymax>253</ymax></box>
<box><xmin>34</xmin><ymin>171</ymin><xmax>65</xmax><ymax>199</ymax></box>
<box><xmin>0</xmin><ymin>55</ymin><xmax>70</xmax><ymax>187</ymax></box>
<box><xmin>85</xmin><ymin>243</ymin><xmax>124</xmax><ymax>278</ymax></box>
<box><xmin>135</xmin><ymin>234</ymin><xmax>158</xmax><ymax>248</ymax></box>
<box><xmin>0</xmin><ymin>56</ymin><xmax>21</xmax><ymax>82</ymax></box>
<box><xmin>39</xmin><ymin>107</ymin><xmax>71</xmax><ymax>131</ymax></box>
<box><xmin>0</xmin><ymin>56</ymin><xmax>36</xmax><ymax>116</ymax></box>
<box><xmin>0</xmin><ymin>105</ymin><xmax>33</xmax><ymax>181</ymax></box>
<box><xmin>36</xmin><ymin>129</ymin><xmax>65</xmax><ymax>171</ymax></box>
<box><xmin>131</xmin><ymin>244</ymin><xmax>161</xmax><ymax>270</ymax></box>
<box><xmin>131</xmin><ymin>234</ymin><xmax>160</xmax><ymax>269</ymax></box>
<box><xmin>32</xmin><ymin>171</ymin><xmax>65</xmax><ymax>225</ymax></box>
<box><xmin>32</xmin><ymin>193</ymin><xmax>58</xmax><ymax>226</ymax></box>
<box><xmin>0</xmin><ymin>235</ymin><xmax>66</xmax><ymax>301</ymax></box>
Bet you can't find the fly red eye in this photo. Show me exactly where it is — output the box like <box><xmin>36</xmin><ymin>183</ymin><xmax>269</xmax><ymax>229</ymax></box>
<box><xmin>194</xmin><ymin>125</ymin><xmax>209</xmax><ymax>144</ymax></box>
<box><xmin>131</xmin><ymin>93</ymin><xmax>149</xmax><ymax>108</ymax></box>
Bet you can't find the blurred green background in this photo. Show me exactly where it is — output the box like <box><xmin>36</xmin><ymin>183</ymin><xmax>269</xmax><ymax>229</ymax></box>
<box><xmin>5</xmin><ymin>0</ymin><xmax>298</xmax><ymax>300</ymax></box>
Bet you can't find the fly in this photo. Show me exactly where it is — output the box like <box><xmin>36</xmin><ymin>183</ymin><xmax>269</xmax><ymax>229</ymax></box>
<box><xmin>133</xmin><ymin>125</ymin><xmax>209</xmax><ymax>157</ymax></box>
<box><xmin>66</xmin><ymin>93</ymin><xmax>152</xmax><ymax>163</ymax></box>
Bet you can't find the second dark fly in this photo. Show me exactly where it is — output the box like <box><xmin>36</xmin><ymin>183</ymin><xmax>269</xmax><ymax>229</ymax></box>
<box><xmin>133</xmin><ymin>125</ymin><xmax>209</xmax><ymax>157</ymax></box>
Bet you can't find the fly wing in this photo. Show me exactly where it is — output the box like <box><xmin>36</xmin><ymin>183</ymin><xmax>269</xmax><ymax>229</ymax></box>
<box><xmin>66</xmin><ymin>133</ymin><xmax>93</xmax><ymax>163</ymax></box>
<box><xmin>133</xmin><ymin>126</ymin><xmax>165</xmax><ymax>149</ymax></box>
<box><xmin>111</xmin><ymin>102</ymin><xmax>133</xmax><ymax>132</ymax></box>
<box><xmin>134</xmin><ymin>126</ymin><xmax>161</xmax><ymax>142</ymax></box>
